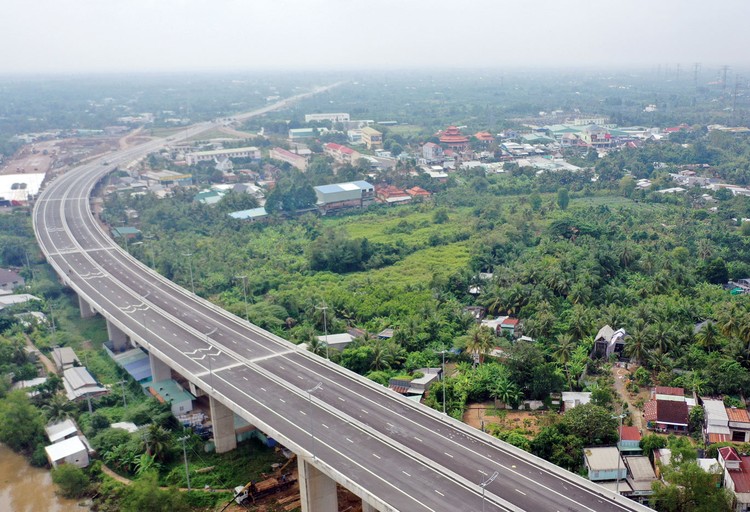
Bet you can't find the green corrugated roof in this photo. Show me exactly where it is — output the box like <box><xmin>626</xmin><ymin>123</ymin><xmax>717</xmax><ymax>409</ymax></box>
<box><xmin>146</xmin><ymin>379</ymin><xmax>195</xmax><ymax>403</ymax></box>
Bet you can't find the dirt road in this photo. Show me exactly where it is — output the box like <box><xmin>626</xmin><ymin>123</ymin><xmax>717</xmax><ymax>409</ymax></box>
<box><xmin>611</xmin><ymin>365</ymin><xmax>647</xmax><ymax>430</ymax></box>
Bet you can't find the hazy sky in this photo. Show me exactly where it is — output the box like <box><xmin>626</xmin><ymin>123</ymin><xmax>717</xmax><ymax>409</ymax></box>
<box><xmin>3</xmin><ymin>0</ymin><xmax>748</xmax><ymax>74</ymax></box>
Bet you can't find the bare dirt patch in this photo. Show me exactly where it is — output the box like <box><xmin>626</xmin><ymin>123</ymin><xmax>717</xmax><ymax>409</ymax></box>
<box><xmin>463</xmin><ymin>402</ymin><xmax>554</xmax><ymax>435</ymax></box>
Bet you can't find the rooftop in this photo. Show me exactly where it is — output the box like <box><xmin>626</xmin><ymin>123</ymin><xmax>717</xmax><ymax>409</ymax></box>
<box><xmin>655</xmin><ymin>386</ymin><xmax>684</xmax><ymax>397</ymax></box>
<box><xmin>0</xmin><ymin>268</ymin><xmax>22</xmax><ymax>285</ymax></box>
<box><xmin>51</xmin><ymin>346</ymin><xmax>80</xmax><ymax>368</ymax></box>
<box><xmin>63</xmin><ymin>367</ymin><xmax>108</xmax><ymax>400</ymax></box>
<box><xmin>619</xmin><ymin>426</ymin><xmax>642</xmax><ymax>442</ymax></box>
<box><xmin>625</xmin><ymin>455</ymin><xmax>656</xmax><ymax>485</ymax></box>
<box><xmin>45</xmin><ymin>436</ymin><xmax>86</xmax><ymax>462</ymax></box>
<box><xmin>146</xmin><ymin>379</ymin><xmax>195</xmax><ymax>405</ymax></box>
<box><xmin>188</xmin><ymin>146</ymin><xmax>259</xmax><ymax>157</ymax></box>
<box><xmin>229</xmin><ymin>207</ymin><xmax>268</xmax><ymax>220</ymax></box>
<box><xmin>584</xmin><ymin>446</ymin><xmax>623</xmax><ymax>471</ymax></box>
<box><xmin>729</xmin><ymin>456</ymin><xmax>750</xmax><ymax>493</ymax></box>
<box><xmin>45</xmin><ymin>419</ymin><xmax>78</xmax><ymax>444</ymax></box>
<box><xmin>727</xmin><ymin>407</ymin><xmax>750</xmax><ymax>423</ymax></box>
<box><xmin>720</xmin><ymin>446</ymin><xmax>742</xmax><ymax>462</ymax></box>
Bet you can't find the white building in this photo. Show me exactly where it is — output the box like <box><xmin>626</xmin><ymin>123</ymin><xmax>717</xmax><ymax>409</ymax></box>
<box><xmin>45</xmin><ymin>436</ymin><xmax>89</xmax><ymax>468</ymax></box>
<box><xmin>185</xmin><ymin>147</ymin><xmax>260</xmax><ymax>165</ymax></box>
<box><xmin>45</xmin><ymin>419</ymin><xmax>79</xmax><ymax>444</ymax></box>
<box><xmin>304</xmin><ymin>113</ymin><xmax>350</xmax><ymax>123</ymax></box>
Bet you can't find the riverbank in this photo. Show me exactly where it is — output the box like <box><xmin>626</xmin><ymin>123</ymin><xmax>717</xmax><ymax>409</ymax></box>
<box><xmin>0</xmin><ymin>444</ymin><xmax>89</xmax><ymax>512</ymax></box>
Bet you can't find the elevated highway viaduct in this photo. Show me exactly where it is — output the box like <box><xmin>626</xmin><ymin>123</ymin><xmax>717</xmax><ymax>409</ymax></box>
<box><xmin>33</xmin><ymin>91</ymin><xmax>653</xmax><ymax>512</ymax></box>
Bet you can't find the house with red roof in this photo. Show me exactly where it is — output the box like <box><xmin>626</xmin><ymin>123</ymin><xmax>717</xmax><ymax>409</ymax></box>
<box><xmin>618</xmin><ymin>426</ymin><xmax>643</xmax><ymax>454</ymax></box>
<box><xmin>474</xmin><ymin>131</ymin><xmax>495</xmax><ymax>144</ymax></box>
<box><xmin>727</xmin><ymin>407</ymin><xmax>750</xmax><ymax>443</ymax></box>
<box><xmin>664</xmin><ymin>124</ymin><xmax>690</xmax><ymax>134</ymax></box>
<box><xmin>644</xmin><ymin>399</ymin><xmax>689</xmax><ymax>433</ymax></box>
<box><xmin>375</xmin><ymin>185</ymin><xmax>411</xmax><ymax>205</ymax></box>
<box><xmin>719</xmin><ymin>446</ymin><xmax>750</xmax><ymax>511</ymax></box>
<box><xmin>652</xmin><ymin>386</ymin><xmax>686</xmax><ymax>402</ymax></box>
<box><xmin>500</xmin><ymin>317</ymin><xmax>520</xmax><ymax>337</ymax></box>
<box><xmin>323</xmin><ymin>142</ymin><xmax>361</xmax><ymax>165</ymax></box>
<box><xmin>405</xmin><ymin>186</ymin><xmax>431</xmax><ymax>199</ymax></box>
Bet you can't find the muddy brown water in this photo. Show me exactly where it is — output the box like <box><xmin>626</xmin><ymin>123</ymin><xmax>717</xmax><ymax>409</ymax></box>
<box><xmin>0</xmin><ymin>444</ymin><xmax>89</xmax><ymax>512</ymax></box>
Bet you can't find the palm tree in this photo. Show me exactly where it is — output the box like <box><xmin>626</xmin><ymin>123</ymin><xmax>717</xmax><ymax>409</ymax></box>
<box><xmin>370</xmin><ymin>340</ymin><xmax>395</xmax><ymax>371</ymax></box>
<box><xmin>567</xmin><ymin>305</ymin><xmax>591</xmax><ymax>340</ymax></box>
<box><xmin>42</xmin><ymin>394</ymin><xmax>77</xmax><ymax>422</ymax></box>
<box><xmin>696</xmin><ymin>321</ymin><xmax>720</xmax><ymax>353</ymax></box>
<box><xmin>618</xmin><ymin>245</ymin><xmax>639</xmax><ymax>269</ymax></box>
<box><xmin>717</xmin><ymin>303</ymin><xmax>740</xmax><ymax>338</ymax></box>
<box><xmin>141</xmin><ymin>424</ymin><xmax>173</xmax><ymax>462</ymax></box>
<box><xmin>624</xmin><ymin>320</ymin><xmax>648</xmax><ymax>364</ymax></box>
<box><xmin>648</xmin><ymin>349</ymin><xmax>672</xmax><ymax>373</ymax></box>
<box><xmin>552</xmin><ymin>334</ymin><xmax>575</xmax><ymax>366</ymax></box>
<box><xmin>491</xmin><ymin>379</ymin><xmax>521</xmax><ymax>409</ymax></box>
<box><xmin>305</xmin><ymin>336</ymin><xmax>327</xmax><ymax>357</ymax></box>
<box><xmin>648</xmin><ymin>321</ymin><xmax>675</xmax><ymax>354</ymax></box>
<box><xmin>461</xmin><ymin>325</ymin><xmax>495</xmax><ymax>366</ymax></box>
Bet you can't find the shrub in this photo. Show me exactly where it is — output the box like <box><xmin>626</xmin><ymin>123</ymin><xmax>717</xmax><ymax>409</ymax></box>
<box><xmin>52</xmin><ymin>464</ymin><xmax>90</xmax><ymax>498</ymax></box>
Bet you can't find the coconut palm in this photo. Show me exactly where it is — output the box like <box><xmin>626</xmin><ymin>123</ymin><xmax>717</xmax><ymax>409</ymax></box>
<box><xmin>370</xmin><ymin>340</ymin><xmax>396</xmax><ymax>371</ymax></box>
<box><xmin>42</xmin><ymin>394</ymin><xmax>77</xmax><ymax>422</ymax></box>
<box><xmin>491</xmin><ymin>379</ymin><xmax>522</xmax><ymax>409</ymax></box>
<box><xmin>696</xmin><ymin>321</ymin><xmax>720</xmax><ymax>353</ymax></box>
<box><xmin>141</xmin><ymin>424</ymin><xmax>173</xmax><ymax>462</ymax></box>
<box><xmin>624</xmin><ymin>320</ymin><xmax>648</xmax><ymax>365</ymax></box>
<box><xmin>461</xmin><ymin>325</ymin><xmax>495</xmax><ymax>366</ymax></box>
<box><xmin>552</xmin><ymin>334</ymin><xmax>576</xmax><ymax>366</ymax></box>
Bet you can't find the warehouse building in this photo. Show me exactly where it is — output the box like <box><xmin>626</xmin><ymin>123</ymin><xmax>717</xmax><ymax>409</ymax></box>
<box><xmin>314</xmin><ymin>181</ymin><xmax>375</xmax><ymax>214</ymax></box>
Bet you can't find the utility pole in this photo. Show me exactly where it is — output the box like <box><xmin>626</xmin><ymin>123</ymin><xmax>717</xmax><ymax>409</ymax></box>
<box><xmin>182</xmin><ymin>252</ymin><xmax>195</xmax><ymax>293</ymax></box>
<box><xmin>315</xmin><ymin>305</ymin><xmax>329</xmax><ymax>359</ymax></box>
<box><xmin>235</xmin><ymin>275</ymin><xmax>249</xmax><ymax>321</ymax></box>
<box><xmin>614</xmin><ymin>412</ymin><xmax>627</xmax><ymax>495</ymax></box>
<box><xmin>25</xmin><ymin>250</ymin><xmax>35</xmax><ymax>281</ymax></box>
<box><xmin>178</xmin><ymin>435</ymin><xmax>191</xmax><ymax>490</ymax></box>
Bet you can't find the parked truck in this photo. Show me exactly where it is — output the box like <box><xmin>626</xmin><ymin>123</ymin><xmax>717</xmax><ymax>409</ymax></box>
<box><xmin>232</xmin><ymin>474</ymin><xmax>297</xmax><ymax>506</ymax></box>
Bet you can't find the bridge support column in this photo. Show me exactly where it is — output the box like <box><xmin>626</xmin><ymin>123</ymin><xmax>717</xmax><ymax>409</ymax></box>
<box><xmin>107</xmin><ymin>320</ymin><xmax>129</xmax><ymax>351</ymax></box>
<box><xmin>149</xmin><ymin>353</ymin><xmax>171</xmax><ymax>382</ymax></box>
<box><xmin>78</xmin><ymin>296</ymin><xmax>96</xmax><ymax>318</ymax></box>
<box><xmin>298</xmin><ymin>459</ymin><xmax>338</xmax><ymax>512</ymax></box>
<box><xmin>362</xmin><ymin>502</ymin><xmax>378</xmax><ymax>512</ymax></box>
<box><xmin>209</xmin><ymin>396</ymin><xmax>237</xmax><ymax>453</ymax></box>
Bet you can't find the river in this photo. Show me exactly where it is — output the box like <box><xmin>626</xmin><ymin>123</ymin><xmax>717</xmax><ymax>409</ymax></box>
<box><xmin>0</xmin><ymin>444</ymin><xmax>89</xmax><ymax>512</ymax></box>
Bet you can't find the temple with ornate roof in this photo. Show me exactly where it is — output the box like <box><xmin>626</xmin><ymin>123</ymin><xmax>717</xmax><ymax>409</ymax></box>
<box><xmin>474</xmin><ymin>131</ymin><xmax>495</xmax><ymax>143</ymax></box>
<box><xmin>438</xmin><ymin>126</ymin><xmax>469</xmax><ymax>151</ymax></box>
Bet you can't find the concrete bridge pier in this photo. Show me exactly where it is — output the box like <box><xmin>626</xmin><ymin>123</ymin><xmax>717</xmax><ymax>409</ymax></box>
<box><xmin>78</xmin><ymin>296</ymin><xmax>96</xmax><ymax>318</ymax></box>
<box><xmin>149</xmin><ymin>352</ymin><xmax>171</xmax><ymax>382</ymax></box>
<box><xmin>209</xmin><ymin>396</ymin><xmax>237</xmax><ymax>453</ymax></box>
<box><xmin>107</xmin><ymin>320</ymin><xmax>129</xmax><ymax>351</ymax></box>
<box><xmin>298</xmin><ymin>459</ymin><xmax>338</xmax><ymax>512</ymax></box>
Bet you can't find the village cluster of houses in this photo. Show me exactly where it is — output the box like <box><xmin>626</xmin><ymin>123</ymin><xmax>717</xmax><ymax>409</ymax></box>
<box><xmin>570</xmin><ymin>384</ymin><xmax>750</xmax><ymax>508</ymax></box>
